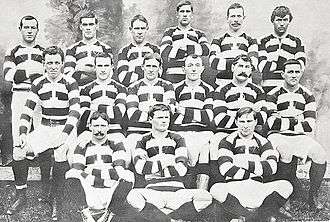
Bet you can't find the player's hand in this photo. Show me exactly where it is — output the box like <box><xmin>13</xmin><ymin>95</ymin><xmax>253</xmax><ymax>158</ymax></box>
<box><xmin>19</xmin><ymin>134</ymin><xmax>27</xmax><ymax>148</ymax></box>
<box><xmin>57</xmin><ymin>132</ymin><xmax>68</xmax><ymax>148</ymax></box>
<box><xmin>175</xmin><ymin>104</ymin><xmax>185</xmax><ymax>115</ymax></box>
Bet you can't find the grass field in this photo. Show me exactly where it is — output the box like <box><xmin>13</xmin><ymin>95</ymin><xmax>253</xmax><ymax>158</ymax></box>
<box><xmin>0</xmin><ymin>179</ymin><xmax>329</xmax><ymax>222</ymax></box>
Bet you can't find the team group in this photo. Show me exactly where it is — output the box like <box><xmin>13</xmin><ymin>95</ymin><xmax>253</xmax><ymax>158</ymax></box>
<box><xmin>2</xmin><ymin>0</ymin><xmax>328</xmax><ymax>221</ymax></box>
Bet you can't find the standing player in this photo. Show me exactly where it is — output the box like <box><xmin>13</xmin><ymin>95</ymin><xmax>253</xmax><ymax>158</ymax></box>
<box><xmin>265</xmin><ymin>59</ymin><xmax>327</xmax><ymax>212</ymax></box>
<box><xmin>258</xmin><ymin>6</ymin><xmax>306</xmax><ymax>93</ymax></box>
<box><xmin>173</xmin><ymin>54</ymin><xmax>214</xmax><ymax>189</ymax></box>
<box><xmin>66</xmin><ymin>111</ymin><xmax>135</xmax><ymax>222</ymax></box>
<box><xmin>209</xmin><ymin>3</ymin><xmax>258</xmax><ymax>88</ymax></box>
<box><xmin>210</xmin><ymin>55</ymin><xmax>267</xmax><ymax>186</ymax></box>
<box><xmin>116</xmin><ymin>14</ymin><xmax>160</xmax><ymax>87</ymax></box>
<box><xmin>210</xmin><ymin>107</ymin><xmax>292</xmax><ymax>222</ymax></box>
<box><xmin>7</xmin><ymin>46</ymin><xmax>80</xmax><ymax>220</ymax></box>
<box><xmin>125</xmin><ymin>53</ymin><xmax>176</xmax><ymax>158</ymax></box>
<box><xmin>3</xmin><ymin>15</ymin><xmax>44</xmax><ymax>166</ymax></box>
<box><xmin>64</xmin><ymin>12</ymin><xmax>113</xmax><ymax>87</ymax></box>
<box><xmin>127</xmin><ymin>104</ymin><xmax>212</xmax><ymax>222</ymax></box>
<box><xmin>160</xmin><ymin>0</ymin><xmax>210</xmax><ymax>83</ymax></box>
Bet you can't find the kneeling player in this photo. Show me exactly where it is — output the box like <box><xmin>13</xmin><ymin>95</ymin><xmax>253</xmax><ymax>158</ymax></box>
<box><xmin>127</xmin><ymin>104</ymin><xmax>212</xmax><ymax>222</ymax></box>
<box><xmin>210</xmin><ymin>107</ymin><xmax>293</xmax><ymax>222</ymax></box>
<box><xmin>66</xmin><ymin>111</ymin><xmax>135</xmax><ymax>222</ymax></box>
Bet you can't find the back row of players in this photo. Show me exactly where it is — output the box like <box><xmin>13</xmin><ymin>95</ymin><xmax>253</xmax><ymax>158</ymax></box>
<box><xmin>2</xmin><ymin>1</ymin><xmax>327</xmax><ymax>221</ymax></box>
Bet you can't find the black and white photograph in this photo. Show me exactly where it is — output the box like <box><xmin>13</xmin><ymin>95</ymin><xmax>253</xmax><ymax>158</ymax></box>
<box><xmin>0</xmin><ymin>0</ymin><xmax>329</xmax><ymax>221</ymax></box>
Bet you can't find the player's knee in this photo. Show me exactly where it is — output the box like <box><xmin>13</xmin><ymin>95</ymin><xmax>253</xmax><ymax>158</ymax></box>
<box><xmin>127</xmin><ymin>189</ymin><xmax>145</xmax><ymax>211</ymax></box>
<box><xmin>309</xmin><ymin>143</ymin><xmax>327</xmax><ymax>164</ymax></box>
<box><xmin>13</xmin><ymin>147</ymin><xmax>26</xmax><ymax>161</ymax></box>
<box><xmin>210</xmin><ymin>183</ymin><xmax>228</xmax><ymax>202</ymax></box>
<box><xmin>192</xmin><ymin>189</ymin><xmax>213</xmax><ymax>211</ymax></box>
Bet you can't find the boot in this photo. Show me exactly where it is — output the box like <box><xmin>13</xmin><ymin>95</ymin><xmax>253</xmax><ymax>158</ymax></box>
<box><xmin>6</xmin><ymin>188</ymin><xmax>27</xmax><ymax>215</ymax></box>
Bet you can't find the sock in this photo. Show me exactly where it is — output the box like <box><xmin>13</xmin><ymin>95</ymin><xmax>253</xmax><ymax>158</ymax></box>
<box><xmin>66</xmin><ymin>178</ymin><xmax>88</xmax><ymax>210</ymax></box>
<box><xmin>51</xmin><ymin>161</ymin><xmax>70</xmax><ymax>201</ymax></box>
<box><xmin>12</xmin><ymin>159</ymin><xmax>29</xmax><ymax>187</ymax></box>
<box><xmin>221</xmin><ymin>193</ymin><xmax>255</xmax><ymax>218</ymax></box>
<box><xmin>258</xmin><ymin>191</ymin><xmax>287</xmax><ymax>217</ymax></box>
<box><xmin>38</xmin><ymin>150</ymin><xmax>53</xmax><ymax>195</ymax></box>
<box><xmin>168</xmin><ymin>201</ymin><xmax>198</xmax><ymax>221</ymax></box>
<box><xmin>107</xmin><ymin>179</ymin><xmax>133</xmax><ymax>214</ymax></box>
<box><xmin>140</xmin><ymin>203</ymin><xmax>170</xmax><ymax>222</ymax></box>
<box><xmin>309</xmin><ymin>161</ymin><xmax>326</xmax><ymax>199</ymax></box>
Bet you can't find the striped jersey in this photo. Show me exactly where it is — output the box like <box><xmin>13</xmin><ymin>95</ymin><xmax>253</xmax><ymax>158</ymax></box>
<box><xmin>71</xmin><ymin>139</ymin><xmax>126</xmax><ymax>188</ymax></box>
<box><xmin>213</xmin><ymin>82</ymin><xmax>267</xmax><ymax>131</ymax></box>
<box><xmin>265</xmin><ymin>84</ymin><xmax>316</xmax><ymax>135</ymax></box>
<box><xmin>19</xmin><ymin>74</ymin><xmax>80</xmax><ymax>136</ymax></box>
<box><xmin>160</xmin><ymin>26</ymin><xmax>210</xmax><ymax>83</ymax></box>
<box><xmin>258</xmin><ymin>34</ymin><xmax>306</xmax><ymax>92</ymax></box>
<box><xmin>217</xmin><ymin>131</ymin><xmax>279</xmax><ymax>181</ymax></box>
<box><xmin>209</xmin><ymin>33</ymin><xmax>258</xmax><ymax>86</ymax></box>
<box><xmin>64</xmin><ymin>40</ymin><xmax>113</xmax><ymax>86</ymax></box>
<box><xmin>80</xmin><ymin>79</ymin><xmax>127</xmax><ymax>132</ymax></box>
<box><xmin>133</xmin><ymin>131</ymin><xmax>188</xmax><ymax>191</ymax></box>
<box><xmin>116</xmin><ymin>42</ymin><xmax>160</xmax><ymax>87</ymax></box>
<box><xmin>172</xmin><ymin>80</ymin><xmax>214</xmax><ymax>131</ymax></box>
<box><xmin>3</xmin><ymin>44</ymin><xmax>44</xmax><ymax>90</ymax></box>
<box><xmin>126</xmin><ymin>78</ymin><xmax>176</xmax><ymax>132</ymax></box>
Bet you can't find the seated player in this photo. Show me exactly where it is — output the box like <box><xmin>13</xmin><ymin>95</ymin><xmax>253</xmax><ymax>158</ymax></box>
<box><xmin>210</xmin><ymin>107</ymin><xmax>293</xmax><ymax>222</ymax></box>
<box><xmin>79</xmin><ymin>52</ymin><xmax>126</xmax><ymax>144</ymax></box>
<box><xmin>126</xmin><ymin>104</ymin><xmax>212</xmax><ymax>222</ymax></box>
<box><xmin>173</xmin><ymin>54</ymin><xmax>214</xmax><ymax>189</ymax></box>
<box><xmin>66</xmin><ymin>111</ymin><xmax>135</xmax><ymax>222</ymax></box>
<box><xmin>210</xmin><ymin>54</ymin><xmax>266</xmax><ymax>185</ymax></box>
<box><xmin>265</xmin><ymin>59</ymin><xmax>327</xmax><ymax>212</ymax></box>
<box><xmin>8</xmin><ymin>46</ymin><xmax>79</xmax><ymax>220</ymax></box>
<box><xmin>125</xmin><ymin>53</ymin><xmax>176</xmax><ymax>159</ymax></box>
<box><xmin>116</xmin><ymin>14</ymin><xmax>160</xmax><ymax>87</ymax></box>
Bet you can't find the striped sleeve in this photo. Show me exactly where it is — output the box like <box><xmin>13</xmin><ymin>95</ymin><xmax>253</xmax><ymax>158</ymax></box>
<box><xmin>116</xmin><ymin>47</ymin><xmax>131</xmax><ymax>87</ymax></box>
<box><xmin>254</xmin><ymin>87</ymin><xmax>267</xmax><ymax>125</ymax></box>
<box><xmin>133</xmin><ymin>138</ymin><xmax>162</xmax><ymax>175</ymax></box>
<box><xmin>126</xmin><ymin>84</ymin><xmax>148</xmax><ymax>122</ymax></box>
<box><xmin>194</xmin><ymin>30</ymin><xmax>210</xmax><ymax>56</ymax></box>
<box><xmin>63</xmin><ymin>79</ymin><xmax>80</xmax><ymax>135</ymax></box>
<box><xmin>296</xmin><ymin>92</ymin><xmax>316</xmax><ymax>133</ymax></box>
<box><xmin>209</xmin><ymin>37</ymin><xmax>232</xmax><ymax>72</ymax></box>
<box><xmin>213</xmin><ymin>87</ymin><xmax>235</xmax><ymax>128</ymax></box>
<box><xmin>294</xmin><ymin>37</ymin><xmax>306</xmax><ymax>71</ymax></box>
<box><xmin>217</xmin><ymin>137</ymin><xmax>251</xmax><ymax>180</ymax></box>
<box><xmin>111</xmin><ymin>83</ymin><xmax>127</xmax><ymax>120</ymax></box>
<box><xmin>111</xmin><ymin>141</ymin><xmax>127</xmax><ymax>168</ymax></box>
<box><xmin>247</xmin><ymin>37</ymin><xmax>259</xmax><ymax>71</ymax></box>
<box><xmin>163</xmin><ymin>82</ymin><xmax>176</xmax><ymax>112</ymax></box>
<box><xmin>3</xmin><ymin>46</ymin><xmax>23</xmax><ymax>83</ymax></box>
<box><xmin>19</xmin><ymin>83</ymin><xmax>40</xmax><ymax>135</ymax></box>
<box><xmin>79</xmin><ymin>84</ymin><xmax>92</xmax><ymax>116</ymax></box>
<box><xmin>160</xmin><ymin>28</ymin><xmax>185</xmax><ymax>61</ymax></box>
<box><xmin>64</xmin><ymin>45</ymin><xmax>77</xmax><ymax>76</ymax></box>
<box><xmin>257</xmin><ymin>37</ymin><xmax>277</xmax><ymax>74</ymax></box>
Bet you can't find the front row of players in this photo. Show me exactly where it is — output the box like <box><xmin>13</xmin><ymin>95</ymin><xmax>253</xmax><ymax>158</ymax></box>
<box><xmin>7</xmin><ymin>46</ymin><xmax>327</xmax><ymax>221</ymax></box>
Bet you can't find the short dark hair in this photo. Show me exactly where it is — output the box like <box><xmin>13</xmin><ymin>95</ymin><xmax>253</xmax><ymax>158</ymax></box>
<box><xmin>283</xmin><ymin>59</ymin><xmax>302</xmax><ymax>70</ymax></box>
<box><xmin>148</xmin><ymin>103</ymin><xmax>171</xmax><ymax>119</ymax></box>
<box><xmin>185</xmin><ymin>54</ymin><xmax>202</xmax><ymax>65</ymax></box>
<box><xmin>232</xmin><ymin>54</ymin><xmax>252</xmax><ymax>66</ymax></box>
<box><xmin>94</xmin><ymin>52</ymin><xmax>113</xmax><ymax>65</ymax></box>
<box><xmin>176</xmin><ymin>0</ymin><xmax>193</xmax><ymax>12</ymax></box>
<box><xmin>271</xmin><ymin>6</ymin><xmax>293</xmax><ymax>23</ymax></box>
<box><xmin>89</xmin><ymin>111</ymin><xmax>111</xmax><ymax>125</ymax></box>
<box><xmin>19</xmin><ymin>15</ymin><xmax>39</xmax><ymax>29</ymax></box>
<box><xmin>43</xmin><ymin>46</ymin><xmax>64</xmax><ymax>62</ymax></box>
<box><xmin>130</xmin><ymin>14</ymin><xmax>148</xmax><ymax>28</ymax></box>
<box><xmin>235</xmin><ymin>107</ymin><xmax>257</xmax><ymax>120</ymax></box>
<box><xmin>227</xmin><ymin>3</ymin><xmax>245</xmax><ymax>18</ymax></box>
<box><xmin>142</xmin><ymin>52</ymin><xmax>162</xmax><ymax>66</ymax></box>
<box><xmin>79</xmin><ymin>11</ymin><xmax>98</xmax><ymax>24</ymax></box>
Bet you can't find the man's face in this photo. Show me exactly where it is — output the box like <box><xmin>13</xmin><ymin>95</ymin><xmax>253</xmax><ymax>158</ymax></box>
<box><xmin>44</xmin><ymin>54</ymin><xmax>63</xmax><ymax>80</ymax></box>
<box><xmin>80</xmin><ymin>17</ymin><xmax>97</xmax><ymax>40</ymax></box>
<box><xmin>177</xmin><ymin>5</ymin><xmax>193</xmax><ymax>27</ymax></box>
<box><xmin>151</xmin><ymin>110</ymin><xmax>170</xmax><ymax>132</ymax></box>
<box><xmin>184</xmin><ymin>56</ymin><xmax>204</xmax><ymax>81</ymax></box>
<box><xmin>282</xmin><ymin>63</ymin><xmax>302</xmax><ymax>87</ymax></box>
<box><xmin>130</xmin><ymin>19</ymin><xmax>148</xmax><ymax>44</ymax></box>
<box><xmin>143</xmin><ymin>58</ymin><xmax>160</xmax><ymax>81</ymax></box>
<box><xmin>20</xmin><ymin>19</ymin><xmax>38</xmax><ymax>43</ymax></box>
<box><xmin>227</xmin><ymin>8</ymin><xmax>245</xmax><ymax>32</ymax></box>
<box><xmin>232</xmin><ymin>58</ymin><xmax>252</xmax><ymax>83</ymax></box>
<box><xmin>95</xmin><ymin>57</ymin><xmax>112</xmax><ymax>81</ymax></box>
<box><xmin>273</xmin><ymin>15</ymin><xmax>290</xmax><ymax>36</ymax></box>
<box><xmin>90</xmin><ymin>117</ymin><xmax>109</xmax><ymax>141</ymax></box>
<box><xmin>236</xmin><ymin>113</ymin><xmax>257</xmax><ymax>138</ymax></box>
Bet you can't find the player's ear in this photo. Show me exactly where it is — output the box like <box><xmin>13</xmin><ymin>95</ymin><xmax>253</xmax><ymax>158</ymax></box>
<box><xmin>231</xmin><ymin>63</ymin><xmax>235</xmax><ymax>72</ymax></box>
<box><xmin>281</xmin><ymin>70</ymin><xmax>285</xmax><ymax>78</ymax></box>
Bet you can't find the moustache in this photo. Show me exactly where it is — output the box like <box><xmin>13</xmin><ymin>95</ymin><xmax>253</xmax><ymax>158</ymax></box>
<box><xmin>94</xmin><ymin>132</ymin><xmax>105</xmax><ymax>136</ymax></box>
<box><xmin>238</xmin><ymin>73</ymin><xmax>249</xmax><ymax>78</ymax></box>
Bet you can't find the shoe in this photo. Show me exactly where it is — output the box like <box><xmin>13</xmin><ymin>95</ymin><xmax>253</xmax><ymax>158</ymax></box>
<box><xmin>6</xmin><ymin>194</ymin><xmax>27</xmax><ymax>215</ymax></box>
<box><xmin>277</xmin><ymin>207</ymin><xmax>293</xmax><ymax>219</ymax></box>
<box><xmin>51</xmin><ymin>198</ymin><xmax>58</xmax><ymax>221</ymax></box>
<box><xmin>80</xmin><ymin>208</ymin><xmax>96</xmax><ymax>222</ymax></box>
